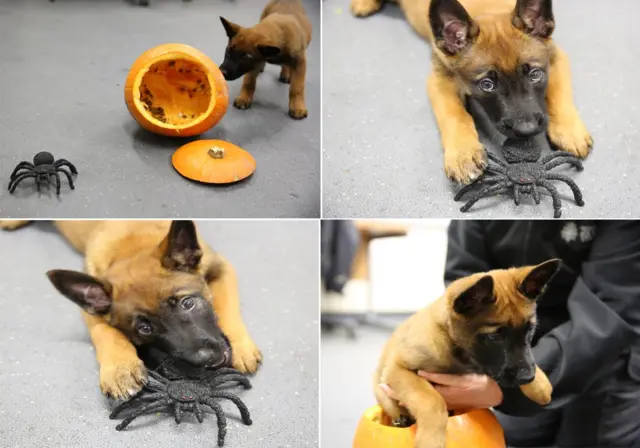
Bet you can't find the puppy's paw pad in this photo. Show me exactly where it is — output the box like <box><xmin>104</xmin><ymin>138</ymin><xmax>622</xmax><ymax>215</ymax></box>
<box><xmin>231</xmin><ymin>338</ymin><xmax>263</xmax><ymax>374</ymax></box>
<box><xmin>100</xmin><ymin>358</ymin><xmax>147</xmax><ymax>400</ymax></box>
<box><xmin>289</xmin><ymin>108</ymin><xmax>308</xmax><ymax>120</ymax></box>
<box><xmin>233</xmin><ymin>98</ymin><xmax>253</xmax><ymax>110</ymax></box>
<box><xmin>548</xmin><ymin>116</ymin><xmax>592</xmax><ymax>158</ymax></box>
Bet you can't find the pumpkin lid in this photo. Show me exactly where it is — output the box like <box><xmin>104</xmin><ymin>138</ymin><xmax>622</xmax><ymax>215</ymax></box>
<box><xmin>172</xmin><ymin>139</ymin><xmax>256</xmax><ymax>184</ymax></box>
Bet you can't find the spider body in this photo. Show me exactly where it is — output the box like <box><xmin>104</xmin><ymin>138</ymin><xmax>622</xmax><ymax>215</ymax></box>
<box><xmin>110</xmin><ymin>368</ymin><xmax>252</xmax><ymax>447</ymax></box>
<box><xmin>8</xmin><ymin>151</ymin><xmax>78</xmax><ymax>195</ymax></box>
<box><xmin>455</xmin><ymin>138</ymin><xmax>585</xmax><ymax>218</ymax></box>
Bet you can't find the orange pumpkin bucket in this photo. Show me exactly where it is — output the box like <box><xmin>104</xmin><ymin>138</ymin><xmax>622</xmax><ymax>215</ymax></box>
<box><xmin>353</xmin><ymin>405</ymin><xmax>505</xmax><ymax>448</ymax></box>
<box><xmin>172</xmin><ymin>139</ymin><xmax>256</xmax><ymax>184</ymax></box>
<box><xmin>124</xmin><ymin>43</ymin><xmax>228</xmax><ymax>137</ymax></box>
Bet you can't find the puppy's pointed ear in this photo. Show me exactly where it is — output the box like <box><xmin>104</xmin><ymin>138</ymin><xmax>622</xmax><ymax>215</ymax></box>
<box><xmin>518</xmin><ymin>259</ymin><xmax>561</xmax><ymax>300</ymax></box>
<box><xmin>257</xmin><ymin>45</ymin><xmax>281</xmax><ymax>58</ymax></box>
<box><xmin>160</xmin><ymin>220</ymin><xmax>203</xmax><ymax>272</ymax></box>
<box><xmin>513</xmin><ymin>0</ymin><xmax>555</xmax><ymax>38</ymax></box>
<box><xmin>429</xmin><ymin>0</ymin><xmax>479</xmax><ymax>56</ymax></box>
<box><xmin>46</xmin><ymin>270</ymin><xmax>112</xmax><ymax>315</ymax></box>
<box><xmin>220</xmin><ymin>16</ymin><xmax>241</xmax><ymax>39</ymax></box>
<box><xmin>453</xmin><ymin>276</ymin><xmax>495</xmax><ymax>316</ymax></box>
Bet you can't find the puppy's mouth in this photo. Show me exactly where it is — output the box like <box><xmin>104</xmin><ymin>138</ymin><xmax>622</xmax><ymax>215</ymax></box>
<box><xmin>205</xmin><ymin>348</ymin><xmax>231</xmax><ymax>369</ymax></box>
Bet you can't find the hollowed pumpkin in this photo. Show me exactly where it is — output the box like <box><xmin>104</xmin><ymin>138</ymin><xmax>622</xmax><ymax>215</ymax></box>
<box><xmin>124</xmin><ymin>44</ymin><xmax>228</xmax><ymax>137</ymax></box>
<box><xmin>172</xmin><ymin>139</ymin><xmax>256</xmax><ymax>184</ymax></box>
<box><xmin>353</xmin><ymin>406</ymin><xmax>505</xmax><ymax>448</ymax></box>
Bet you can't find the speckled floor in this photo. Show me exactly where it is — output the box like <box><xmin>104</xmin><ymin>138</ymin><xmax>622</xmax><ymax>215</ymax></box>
<box><xmin>0</xmin><ymin>221</ymin><xmax>319</xmax><ymax>448</ymax></box>
<box><xmin>322</xmin><ymin>0</ymin><xmax>640</xmax><ymax>218</ymax></box>
<box><xmin>0</xmin><ymin>0</ymin><xmax>320</xmax><ymax>219</ymax></box>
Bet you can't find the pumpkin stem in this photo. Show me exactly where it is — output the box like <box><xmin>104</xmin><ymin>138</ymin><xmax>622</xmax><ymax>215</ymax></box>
<box><xmin>208</xmin><ymin>147</ymin><xmax>225</xmax><ymax>159</ymax></box>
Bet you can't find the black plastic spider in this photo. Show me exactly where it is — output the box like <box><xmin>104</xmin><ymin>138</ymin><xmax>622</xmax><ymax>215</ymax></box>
<box><xmin>454</xmin><ymin>138</ymin><xmax>585</xmax><ymax>218</ymax></box>
<box><xmin>8</xmin><ymin>151</ymin><xmax>78</xmax><ymax>195</ymax></box>
<box><xmin>110</xmin><ymin>368</ymin><xmax>252</xmax><ymax>447</ymax></box>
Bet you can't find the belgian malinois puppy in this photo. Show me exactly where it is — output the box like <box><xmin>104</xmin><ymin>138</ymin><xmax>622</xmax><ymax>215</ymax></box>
<box><xmin>375</xmin><ymin>259</ymin><xmax>560</xmax><ymax>448</ymax></box>
<box><xmin>351</xmin><ymin>0</ymin><xmax>592</xmax><ymax>184</ymax></box>
<box><xmin>0</xmin><ymin>220</ymin><xmax>262</xmax><ymax>400</ymax></box>
<box><xmin>219</xmin><ymin>0</ymin><xmax>312</xmax><ymax>120</ymax></box>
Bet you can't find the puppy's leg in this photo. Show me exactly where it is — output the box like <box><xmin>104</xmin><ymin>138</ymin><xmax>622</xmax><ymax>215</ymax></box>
<box><xmin>83</xmin><ymin>313</ymin><xmax>147</xmax><ymax>400</ymax></box>
<box><xmin>0</xmin><ymin>220</ymin><xmax>31</xmax><ymax>231</ymax></box>
<box><xmin>383</xmin><ymin>365</ymin><xmax>448</xmax><ymax>448</ymax></box>
<box><xmin>288</xmin><ymin>57</ymin><xmax>308</xmax><ymax>120</ymax></box>
<box><xmin>279</xmin><ymin>66</ymin><xmax>291</xmax><ymax>84</ymax></box>
<box><xmin>233</xmin><ymin>62</ymin><xmax>265</xmax><ymax>110</ymax></box>
<box><xmin>206</xmin><ymin>255</ymin><xmax>262</xmax><ymax>373</ymax></box>
<box><xmin>374</xmin><ymin>379</ymin><xmax>413</xmax><ymax>427</ymax></box>
<box><xmin>351</xmin><ymin>0</ymin><xmax>383</xmax><ymax>17</ymax></box>
<box><xmin>427</xmin><ymin>71</ymin><xmax>487</xmax><ymax>184</ymax></box>
<box><xmin>519</xmin><ymin>365</ymin><xmax>553</xmax><ymax>405</ymax></box>
<box><xmin>546</xmin><ymin>47</ymin><xmax>592</xmax><ymax>158</ymax></box>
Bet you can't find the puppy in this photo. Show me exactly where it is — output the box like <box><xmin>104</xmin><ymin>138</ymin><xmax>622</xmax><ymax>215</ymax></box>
<box><xmin>219</xmin><ymin>0</ymin><xmax>312</xmax><ymax>119</ymax></box>
<box><xmin>351</xmin><ymin>0</ymin><xmax>592</xmax><ymax>184</ymax></box>
<box><xmin>375</xmin><ymin>259</ymin><xmax>559</xmax><ymax>448</ymax></box>
<box><xmin>1</xmin><ymin>220</ymin><xmax>262</xmax><ymax>400</ymax></box>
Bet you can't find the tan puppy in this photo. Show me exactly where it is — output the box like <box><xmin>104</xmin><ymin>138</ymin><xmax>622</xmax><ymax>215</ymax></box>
<box><xmin>375</xmin><ymin>260</ymin><xmax>559</xmax><ymax>448</ymax></box>
<box><xmin>0</xmin><ymin>220</ymin><xmax>262</xmax><ymax>400</ymax></box>
<box><xmin>219</xmin><ymin>0</ymin><xmax>312</xmax><ymax>119</ymax></box>
<box><xmin>351</xmin><ymin>0</ymin><xmax>592</xmax><ymax>184</ymax></box>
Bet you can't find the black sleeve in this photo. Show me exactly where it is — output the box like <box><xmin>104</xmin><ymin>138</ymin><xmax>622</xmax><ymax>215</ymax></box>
<box><xmin>444</xmin><ymin>220</ymin><xmax>491</xmax><ymax>285</ymax></box>
<box><xmin>497</xmin><ymin>221</ymin><xmax>640</xmax><ymax>416</ymax></box>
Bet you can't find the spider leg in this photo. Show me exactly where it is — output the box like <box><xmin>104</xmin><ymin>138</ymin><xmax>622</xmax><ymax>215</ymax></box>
<box><xmin>209</xmin><ymin>373</ymin><xmax>252</xmax><ymax>390</ymax></box>
<box><xmin>115</xmin><ymin>397</ymin><xmax>173</xmax><ymax>431</ymax></box>
<box><xmin>10</xmin><ymin>162</ymin><xmax>34</xmax><ymax>180</ymax></box>
<box><xmin>459</xmin><ymin>183</ymin><xmax>511</xmax><ymax>213</ymax></box>
<box><xmin>513</xmin><ymin>186</ymin><xmax>521</xmax><ymax>206</ymax></box>
<box><xmin>532</xmin><ymin>184</ymin><xmax>541</xmax><ymax>204</ymax></box>
<box><xmin>545</xmin><ymin>174</ymin><xmax>585</xmax><ymax>207</ymax></box>
<box><xmin>147</xmin><ymin>370</ymin><xmax>170</xmax><ymax>386</ymax></box>
<box><xmin>201</xmin><ymin>398</ymin><xmax>228</xmax><ymax>447</ymax></box>
<box><xmin>50</xmin><ymin>172</ymin><xmax>61</xmax><ymax>195</ymax></box>
<box><xmin>486</xmin><ymin>152</ymin><xmax>508</xmax><ymax>168</ymax></box>
<box><xmin>174</xmin><ymin>401</ymin><xmax>184</xmax><ymax>424</ymax></box>
<box><xmin>537</xmin><ymin>180</ymin><xmax>563</xmax><ymax>218</ymax></box>
<box><xmin>109</xmin><ymin>392</ymin><xmax>166</xmax><ymax>419</ymax></box>
<box><xmin>208</xmin><ymin>391</ymin><xmax>252</xmax><ymax>425</ymax></box>
<box><xmin>8</xmin><ymin>173</ymin><xmax>36</xmax><ymax>193</ymax></box>
<box><xmin>544</xmin><ymin>157</ymin><xmax>584</xmax><ymax>172</ymax></box>
<box><xmin>56</xmin><ymin>167</ymin><xmax>75</xmax><ymax>189</ymax></box>
<box><xmin>539</xmin><ymin>151</ymin><xmax>578</xmax><ymax>165</ymax></box>
<box><xmin>454</xmin><ymin>175</ymin><xmax>500</xmax><ymax>201</ymax></box>
<box><xmin>208</xmin><ymin>368</ymin><xmax>244</xmax><ymax>377</ymax></box>
<box><xmin>54</xmin><ymin>159</ymin><xmax>78</xmax><ymax>174</ymax></box>
<box><xmin>194</xmin><ymin>401</ymin><xmax>204</xmax><ymax>423</ymax></box>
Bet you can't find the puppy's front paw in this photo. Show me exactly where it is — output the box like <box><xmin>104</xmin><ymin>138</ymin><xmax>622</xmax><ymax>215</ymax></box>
<box><xmin>443</xmin><ymin>137</ymin><xmax>487</xmax><ymax>184</ymax></box>
<box><xmin>100</xmin><ymin>356</ymin><xmax>147</xmax><ymax>400</ymax></box>
<box><xmin>351</xmin><ymin>0</ymin><xmax>382</xmax><ymax>17</ymax></box>
<box><xmin>289</xmin><ymin>107</ymin><xmax>308</xmax><ymax>120</ymax></box>
<box><xmin>231</xmin><ymin>337</ymin><xmax>263</xmax><ymax>374</ymax></box>
<box><xmin>233</xmin><ymin>96</ymin><xmax>253</xmax><ymax>110</ymax></box>
<box><xmin>547</xmin><ymin>112</ymin><xmax>593</xmax><ymax>158</ymax></box>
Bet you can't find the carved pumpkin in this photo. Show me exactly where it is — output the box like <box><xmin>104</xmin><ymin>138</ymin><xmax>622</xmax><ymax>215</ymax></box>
<box><xmin>124</xmin><ymin>44</ymin><xmax>228</xmax><ymax>137</ymax></box>
<box><xmin>172</xmin><ymin>139</ymin><xmax>256</xmax><ymax>184</ymax></box>
<box><xmin>353</xmin><ymin>406</ymin><xmax>505</xmax><ymax>448</ymax></box>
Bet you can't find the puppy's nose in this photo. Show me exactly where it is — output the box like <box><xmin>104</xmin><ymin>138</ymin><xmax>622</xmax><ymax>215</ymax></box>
<box><xmin>508</xmin><ymin>366</ymin><xmax>535</xmax><ymax>385</ymax></box>
<box><xmin>220</xmin><ymin>67</ymin><xmax>229</xmax><ymax>79</ymax></box>
<box><xmin>191</xmin><ymin>347</ymin><xmax>216</xmax><ymax>367</ymax></box>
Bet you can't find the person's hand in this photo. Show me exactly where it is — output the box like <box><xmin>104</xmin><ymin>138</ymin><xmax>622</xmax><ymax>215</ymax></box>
<box><xmin>379</xmin><ymin>372</ymin><xmax>503</xmax><ymax>411</ymax></box>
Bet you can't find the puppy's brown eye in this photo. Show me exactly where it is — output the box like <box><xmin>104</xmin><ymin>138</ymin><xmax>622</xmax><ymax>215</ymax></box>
<box><xmin>136</xmin><ymin>321</ymin><xmax>152</xmax><ymax>335</ymax></box>
<box><xmin>478</xmin><ymin>78</ymin><xmax>495</xmax><ymax>92</ymax></box>
<box><xmin>181</xmin><ymin>297</ymin><xmax>196</xmax><ymax>310</ymax></box>
<box><xmin>528</xmin><ymin>68</ymin><xmax>544</xmax><ymax>83</ymax></box>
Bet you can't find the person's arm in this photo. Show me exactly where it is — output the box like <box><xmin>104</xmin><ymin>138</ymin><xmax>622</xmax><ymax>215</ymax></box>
<box><xmin>497</xmin><ymin>221</ymin><xmax>640</xmax><ymax>416</ymax></box>
<box><xmin>445</xmin><ymin>220</ymin><xmax>491</xmax><ymax>284</ymax></box>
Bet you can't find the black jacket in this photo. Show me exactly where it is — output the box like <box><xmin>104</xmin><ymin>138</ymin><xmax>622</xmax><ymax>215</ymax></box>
<box><xmin>445</xmin><ymin>220</ymin><xmax>640</xmax><ymax>416</ymax></box>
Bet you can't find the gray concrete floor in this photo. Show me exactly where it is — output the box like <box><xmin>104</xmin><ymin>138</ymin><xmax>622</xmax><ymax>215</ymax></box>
<box><xmin>323</xmin><ymin>0</ymin><xmax>640</xmax><ymax>218</ymax></box>
<box><xmin>0</xmin><ymin>221</ymin><xmax>319</xmax><ymax>448</ymax></box>
<box><xmin>0</xmin><ymin>0</ymin><xmax>320</xmax><ymax>219</ymax></box>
